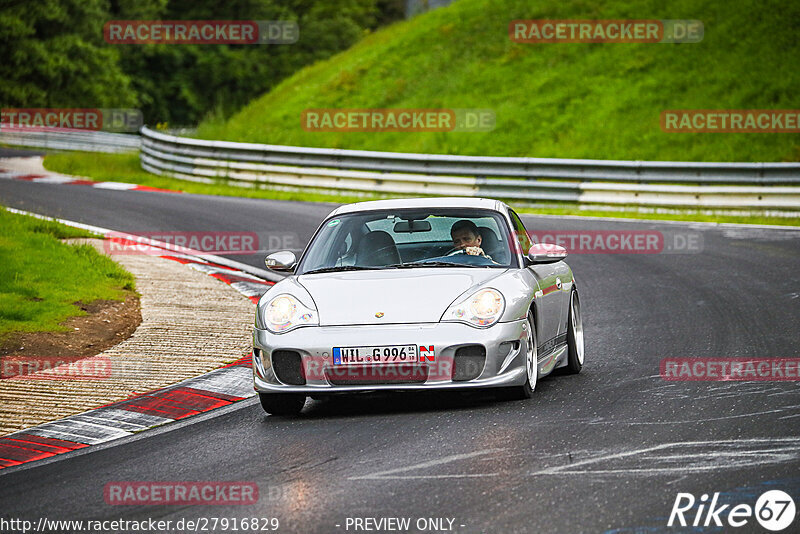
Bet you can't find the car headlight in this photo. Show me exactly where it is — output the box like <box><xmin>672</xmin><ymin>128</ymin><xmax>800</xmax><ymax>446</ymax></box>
<box><xmin>442</xmin><ymin>288</ymin><xmax>505</xmax><ymax>328</ymax></box>
<box><xmin>260</xmin><ymin>294</ymin><xmax>318</xmax><ymax>333</ymax></box>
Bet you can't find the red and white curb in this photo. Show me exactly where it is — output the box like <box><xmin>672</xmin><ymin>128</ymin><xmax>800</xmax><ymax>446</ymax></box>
<box><xmin>0</xmin><ymin>356</ymin><xmax>254</xmax><ymax>469</ymax></box>
<box><xmin>157</xmin><ymin>255</ymin><xmax>274</xmax><ymax>303</ymax></box>
<box><xmin>0</xmin><ymin>168</ymin><xmax>179</xmax><ymax>194</ymax></box>
<box><xmin>0</xmin><ymin>211</ymin><xmax>281</xmax><ymax>471</ymax></box>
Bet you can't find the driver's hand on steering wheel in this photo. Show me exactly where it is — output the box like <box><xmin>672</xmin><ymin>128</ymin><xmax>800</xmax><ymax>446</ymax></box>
<box><xmin>464</xmin><ymin>246</ymin><xmax>485</xmax><ymax>256</ymax></box>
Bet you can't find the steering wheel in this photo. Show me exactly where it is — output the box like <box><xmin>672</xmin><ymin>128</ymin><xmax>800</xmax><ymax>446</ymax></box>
<box><xmin>444</xmin><ymin>247</ymin><xmax>465</xmax><ymax>257</ymax></box>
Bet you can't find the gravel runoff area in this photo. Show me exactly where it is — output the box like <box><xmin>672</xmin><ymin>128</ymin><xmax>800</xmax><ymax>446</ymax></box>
<box><xmin>0</xmin><ymin>239</ymin><xmax>255</xmax><ymax>436</ymax></box>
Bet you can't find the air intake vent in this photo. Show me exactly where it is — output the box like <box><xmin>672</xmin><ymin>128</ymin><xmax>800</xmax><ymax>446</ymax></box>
<box><xmin>325</xmin><ymin>364</ymin><xmax>427</xmax><ymax>386</ymax></box>
<box><xmin>453</xmin><ymin>345</ymin><xmax>486</xmax><ymax>381</ymax></box>
<box><xmin>271</xmin><ymin>350</ymin><xmax>305</xmax><ymax>385</ymax></box>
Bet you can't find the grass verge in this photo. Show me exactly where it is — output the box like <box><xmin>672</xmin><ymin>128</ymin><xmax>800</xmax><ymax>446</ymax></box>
<box><xmin>0</xmin><ymin>207</ymin><xmax>136</xmax><ymax>341</ymax></box>
<box><xmin>516</xmin><ymin>206</ymin><xmax>800</xmax><ymax>226</ymax></box>
<box><xmin>44</xmin><ymin>151</ymin><xmax>368</xmax><ymax>205</ymax></box>
<box><xmin>43</xmin><ymin>151</ymin><xmax>800</xmax><ymax>227</ymax></box>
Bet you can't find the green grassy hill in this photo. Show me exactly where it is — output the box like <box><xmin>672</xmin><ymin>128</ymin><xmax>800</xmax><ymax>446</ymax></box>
<box><xmin>197</xmin><ymin>0</ymin><xmax>799</xmax><ymax>162</ymax></box>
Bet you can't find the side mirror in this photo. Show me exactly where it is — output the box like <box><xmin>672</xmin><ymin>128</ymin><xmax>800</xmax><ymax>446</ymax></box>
<box><xmin>527</xmin><ymin>243</ymin><xmax>568</xmax><ymax>264</ymax></box>
<box><xmin>265</xmin><ymin>251</ymin><xmax>297</xmax><ymax>272</ymax></box>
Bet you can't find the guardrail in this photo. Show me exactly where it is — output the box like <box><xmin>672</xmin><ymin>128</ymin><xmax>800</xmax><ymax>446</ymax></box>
<box><xmin>140</xmin><ymin>126</ymin><xmax>800</xmax><ymax>210</ymax></box>
<box><xmin>0</xmin><ymin>128</ymin><xmax>140</xmax><ymax>153</ymax></box>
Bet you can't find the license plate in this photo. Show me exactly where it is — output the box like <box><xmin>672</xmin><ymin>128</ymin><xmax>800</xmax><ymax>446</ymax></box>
<box><xmin>333</xmin><ymin>345</ymin><xmax>418</xmax><ymax>365</ymax></box>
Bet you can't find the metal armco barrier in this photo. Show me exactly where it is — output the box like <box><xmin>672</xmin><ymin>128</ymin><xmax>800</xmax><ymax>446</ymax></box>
<box><xmin>11</xmin><ymin>124</ymin><xmax>792</xmax><ymax>210</ymax></box>
<box><xmin>0</xmin><ymin>128</ymin><xmax>140</xmax><ymax>153</ymax></box>
<box><xmin>139</xmin><ymin>127</ymin><xmax>800</xmax><ymax>210</ymax></box>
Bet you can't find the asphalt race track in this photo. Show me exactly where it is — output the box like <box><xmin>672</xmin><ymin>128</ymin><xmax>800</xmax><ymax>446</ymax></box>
<box><xmin>1</xmin><ymin>179</ymin><xmax>799</xmax><ymax>533</ymax></box>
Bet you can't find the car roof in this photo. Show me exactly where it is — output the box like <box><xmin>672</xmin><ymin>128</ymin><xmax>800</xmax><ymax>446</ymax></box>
<box><xmin>329</xmin><ymin>197</ymin><xmax>506</xmax><ymax>217</ymax></box>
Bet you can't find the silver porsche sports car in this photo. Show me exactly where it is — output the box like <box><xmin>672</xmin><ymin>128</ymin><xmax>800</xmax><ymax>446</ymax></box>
<box><xmin>253</xmin><ymin>197</ymin><xmax>584</xmax><ymax>415</ymax></box>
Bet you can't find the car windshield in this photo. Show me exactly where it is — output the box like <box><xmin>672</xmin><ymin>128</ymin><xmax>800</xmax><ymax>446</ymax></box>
<box><xmin>297</xmin><ymin>208</ymin><xmax>516</xmax><ymax>274</ymax></box>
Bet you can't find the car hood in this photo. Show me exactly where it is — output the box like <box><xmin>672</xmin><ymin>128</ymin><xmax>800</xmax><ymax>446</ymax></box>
<box><xmin>298</xmin><ymin>268</ymin><xmax>508</xmax><ymax>326</ymax></box>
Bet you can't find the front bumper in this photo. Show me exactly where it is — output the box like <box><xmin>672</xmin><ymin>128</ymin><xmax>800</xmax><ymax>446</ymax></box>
<box><xmin>253</xmin><ymin>320</ymin><xmax>528</xmax><ymax>393</ymax></box>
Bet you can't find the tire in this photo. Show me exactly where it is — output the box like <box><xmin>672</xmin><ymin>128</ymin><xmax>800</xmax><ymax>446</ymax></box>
<box><xmin>498</xmin><ymin>311</ymin><xmax>538</xmax><ymax>401</ymax></box>
<box><xmin>565</xmin><ymin>290</ymin><xmax>584</xmax><ymax>374</ymax></box>
<box><xmin>259</xmin><ymin>392</ymin><xmax>306</xmax><ymax>416</ymax></box>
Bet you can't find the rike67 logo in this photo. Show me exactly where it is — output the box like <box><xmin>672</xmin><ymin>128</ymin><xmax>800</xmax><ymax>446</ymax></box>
<box><xmin>669</xmin><ymin>490</ymin><xmax>796</xmax><ymax>531</ymax></box>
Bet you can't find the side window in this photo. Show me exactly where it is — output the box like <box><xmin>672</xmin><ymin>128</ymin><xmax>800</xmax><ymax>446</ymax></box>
<box><xmin>509</xmin><ymin>210</ymin><xmax>532</xmax><ymax>255</ymax></box>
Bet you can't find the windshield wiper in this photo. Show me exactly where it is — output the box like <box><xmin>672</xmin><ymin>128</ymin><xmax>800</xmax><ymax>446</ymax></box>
<box><xmin>384</xmin><ymin>261</ymin><xmax>482</xmax><ymax>268</ymax></box>
<box><xmin>304</xmin><ymin>261</ymin><xmax>494</xmax><ymax>274</ymax></box>
<box><xmin>302</xmin><ymin>266</ymin><xmax>382</xmax><ymax>275</ymax></box>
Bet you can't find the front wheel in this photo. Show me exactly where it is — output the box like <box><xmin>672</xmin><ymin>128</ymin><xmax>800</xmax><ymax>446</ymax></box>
<box><xmin>259</xmin><ymin>392</ymin><xmax>306</xmax><ymax>416</ymax></box>
<box><xmin>565</xmin><ymin>290</ymin><xmax>584</xmax><ymax>374</ymax></box>
<box><xmin>497</xmin><ymin>311</ymin><xmax>537</xmax><ymax>401</ymax></box>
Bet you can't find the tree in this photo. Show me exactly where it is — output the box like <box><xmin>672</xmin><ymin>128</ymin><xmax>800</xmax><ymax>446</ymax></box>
<box><xmin>0</xmin><ymin>0</ymin><xmax>405</xmax><ymax>125</ymax></box>
<box><xmin>0</xmin><ymin>0</ymin><xmax>136</xmax><ymax>108</ymax></box>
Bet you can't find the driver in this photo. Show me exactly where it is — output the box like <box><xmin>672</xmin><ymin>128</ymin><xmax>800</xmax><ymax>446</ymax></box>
<box><xmin>450</xmin><ymin>220</ymin><xmax>493</xmax><ymax>260</ymax></box>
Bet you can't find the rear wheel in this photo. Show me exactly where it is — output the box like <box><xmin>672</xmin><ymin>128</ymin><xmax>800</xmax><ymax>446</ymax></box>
<box><xmin>498</xmin><ymin>311</ymin><xmax>537</xmax><ymax>401</ymax></box>
<box><xmin>259</xmin><ymin>392</ymin><xmax>306</xmax><ymax>416</ymax></box>
<box><xmin>565</xmin><ymin>290</ymin><xmax>584</xmax><ymax>374</ymax></box>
